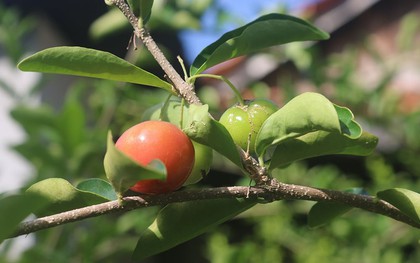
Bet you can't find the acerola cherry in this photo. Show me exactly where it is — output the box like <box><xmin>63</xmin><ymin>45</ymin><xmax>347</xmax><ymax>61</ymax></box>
<box><xmin>183</xmin><ymin>141</ymin><xmax>213</xmax><ymax>185</ymax></box>
<box><xmin>219</xmin><ymin>99</ymin><xmax>278</xmax><ymax>152</ymax></box>
<box><xmin>115</xmin><ymin>120</ymin><xmax>195</xmax><ymax>194</ymax></box>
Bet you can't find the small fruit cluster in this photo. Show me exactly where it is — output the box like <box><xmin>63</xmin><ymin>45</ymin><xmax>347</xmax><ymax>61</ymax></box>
<box><xmin>219</xmin><ymin>99</ymin><xmax>278</xmax><ymax>153</ymax></box>
<box><xmin>114</xmin><ymin>98</ymin><xmax>277</xmax><ymax>194</ymax></box>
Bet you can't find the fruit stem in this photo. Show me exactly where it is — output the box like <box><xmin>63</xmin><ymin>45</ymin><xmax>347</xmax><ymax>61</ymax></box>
<box><xmin>189</xmin><ymin>74</ymin><xmax>244</xmax><ymax>106</ymax></box>
<box><xmin>177</xmin><ymin>56</ymin><xmax>189</xmax><ymax>80</ymax></box>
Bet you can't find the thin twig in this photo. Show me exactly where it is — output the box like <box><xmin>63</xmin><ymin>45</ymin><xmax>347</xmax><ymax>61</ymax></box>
<box><xmin>10</xmin><ymin>183</ymin><xmax>420</xmax><ymax>239</ymax></box>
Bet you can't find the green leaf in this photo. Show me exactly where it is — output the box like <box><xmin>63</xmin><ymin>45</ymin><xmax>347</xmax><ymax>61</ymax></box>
<box><xmin>141</xmin><ymin>98</ymin><xmax>188</xmax><ymax>128</ymax></box>
<box><xmin>132</xmin><ymin>198</ymin><xmax>256</xmax><ymax>260</ymax></box>
<box><xmin>190</xmin><ymin>13</ymin><xmax>329</xmax><ymax>76</ymax></box>
<box><xmin>56</xmin><ymin>93</ymin><xmax>86</xmax><ymax>153</ymax></box>
<box><xmin>269</xmin><ymin>131</ymin><xmax>378</xmax><ymax>169</ymax></box>
<box><xmin>308</xmin><ymin>188</ymin><xmax>367</xmax><ymax>228</ymax></box>
<box><xmin>10</xmin><ymin>105</ymin><xmax>55</xmax><ymax>133</ymax></box>
<box><xmin>26</xmin><ymin>178</ymin><xmax>110</xmax><ymax>217</ymax></box>
<box><xmin>127</xmin><ymin>0</ymin><xmax>141</xmax><ymax>16</ymax></box>
<box><xmin>377</xmin><ymin>188</ymin><xmax>420</xmax><ymax>223</ymax></box>
<box><xmin>76</xmin><ymin>178</ymin><xmax>118</xmax><ymax>201</ymax></box>
<box><xmin>18</xmin><ymin>46</ymin><xmax>172</xmax><ymax>91</ymax></box>
<box><xmin>103</xmin><ymin>131</ymin><xmax>167</xmax><ymax>195</ymax></box>
<box><xmin>255</xmin><ymin>92</ymin><xmax>377</xmax><ymax>168</ymax></box>
<box><xmin>334</xmin><ymin>104</ymin><xmax>362</xmax><ymax>138</ymax></box>
<box><xmin>255</xmin><ymin>92</ymin><xmax>341</xmax><ymax>156</ymax></box>
<box><xmin>183</xmin><ymin>104</ymin><xmax>243</xmax><ymax>169</ymax></box>
<box><xmin>0</xmin><ymin>193</ymin><xmax>49</xmax><ymax>242</ymax></box>
<box><xmin>139</xmin><ymin>0</ymin><xmax>154</xmax><ymax>25</ymax></box>
<box><xmin>308</xmin><ymin>202</ymin><xmax>352</xmax><ymax>228</ymax></box>
<box><xmin>89</xmin><ymin>9</ymin><xmax>128</xmax><ymax>41</ymax></box>
<box><xmin>142</xmin><ymin>100</ymin><xmax>243</xmax><ymax>169</ymax></box>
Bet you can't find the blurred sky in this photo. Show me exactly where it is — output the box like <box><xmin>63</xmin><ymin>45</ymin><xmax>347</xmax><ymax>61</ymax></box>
<box><xmin>180</xmin><ymin>0</ymin><xmax>320</xmax><ymax>63</ymax></box>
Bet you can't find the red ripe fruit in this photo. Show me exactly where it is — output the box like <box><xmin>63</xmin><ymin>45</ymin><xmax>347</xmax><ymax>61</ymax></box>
<box><xmin>115</xmin><ymin>121</ymin><xmax>195</xmax><ymax>194</ymax></box>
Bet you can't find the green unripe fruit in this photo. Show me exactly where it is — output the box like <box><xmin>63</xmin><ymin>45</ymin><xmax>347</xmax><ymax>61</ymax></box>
<box><xmin>219</xmin><ymin>98</ymin><xmax>278</xmax><ymax>152</ymax></box>
<box><xmin>184</xmin><ymin>141</ymin><xmax>213</xmax><ymax>185</ymax></box>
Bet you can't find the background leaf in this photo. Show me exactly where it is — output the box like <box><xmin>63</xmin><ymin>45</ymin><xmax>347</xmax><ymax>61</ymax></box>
<box><xmin>103</xmin><ymin>131</ymin><xmax>167</xmax><ymax>195</ymax></box>
<box><xmin>190</xmin><ymin>13</ymin><xmax>329</xmax><ymax>76</ymax></box>
<box><xmin>377</xmin><ymin>188</ymin><xmax>420</xmax><ymax>223</ymax></box>
<box><xmin>56</xmin><ymin>92</ymin><xmax>86</xmax><ymax>154</ymax></box>
<box><xmin>132</xmin><ymin>198</ymin><xmax>256</xmax><ymax>260</ymax></box>
<box><xmin>18</xmin><ymin>46</ymin><xmax>172</xmax><ymax>91</ymax></box>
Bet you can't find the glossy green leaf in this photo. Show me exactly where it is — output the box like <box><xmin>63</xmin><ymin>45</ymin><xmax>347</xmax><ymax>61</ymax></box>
<box><xmin>190</xmin><ymin>13</ymin><xmax>329</xmax><ymax>76</ymax></box>
<box><xmin>269</xmin><ymin>131</ymin><xmax>378</xmax><ymax>169</ymax></box>
<box><xmin>25</xmin><ymin>178</ymin><xmax>110</xmax><ymax>217</ymax></box>
<box><xmin>255</xmin><ymin>92</ymin><xmax>341</xmax><ymax>156</ymax></box>
<box><xmin>132</xmin><ymin>198</ymin><xmax>256</xmax><ymax>260</ymax></box>
<box><xmin>142</xmin><ymin>100</ymin><xmax>243</xmax><ymax>169</ymax></box>
<box><xmin>103</xmin><ymin>131</ymin><xmax>167</xmax><ymax>195</ymax></box>
<box><xmin>334</xmin><ymin>104</ymin><xmax>362</xmax><ymax>139</ymax></box>
<box><xmin>308</xmin><ymin>188</ymin><xmax>367</xmax><ymax>228</ymax></box>
<box><xmin>377</xmin><ymin>188</ymin><xmax>420</xmax><ymax>223</ymax></box>
<box><xmin>255</xmin><ymin>92</ymin><xmax>376</xmax><ymax>168</ymax></box>
<box><xmin>183</xmin><ymin>104</ymin><xmax>243</xmax><ymax>169</ymax></box>
<box><xmin>18</xmin><ymin>46</ymin><xmax>172</xmax><ymax>91</ymax></box>
<box><xmin>0</xmin><ymin>193</ymin><xmax>49</xmax><ymax>242</ymax></box>
<box><xmin>76</xmin><ymin>178</ymin><xmax>117</xmax><ymax>201</ymax></box>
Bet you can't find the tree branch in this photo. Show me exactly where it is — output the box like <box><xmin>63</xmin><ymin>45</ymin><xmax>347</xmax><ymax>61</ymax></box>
<box><xmin>10</xmin><ymin>183</ymin><xmax>420</xmax><ymax>239</ymax></box>
<box><xmin>109</xmin><ymin>0</ymin><xmax>201</xmax><ymax>105</ymax></box>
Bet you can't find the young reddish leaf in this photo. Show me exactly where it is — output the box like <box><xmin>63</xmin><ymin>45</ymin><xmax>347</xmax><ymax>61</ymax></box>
<box><xmin>103</xmin><ymin>131</ymin><xmax>167</xmax><ymax>196</ymax></box>
<box><xmin>18</xmin><ymin>46</ymin><xmax>172</xmax><ymax>91</ymax></box>
<box><xmin>132</xmin><ymin>198</ymin><xmax>256</xmax><ymax>260</ymax></box>
<box><xmin>377</xmin><ymin>188</ymin><xmax>420</xmax><ymax>223</ymax></box>
<box><xmin>190</xmin><ymin>13</ymin><xmax>329</xmax><ymax>76</ymax></box>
